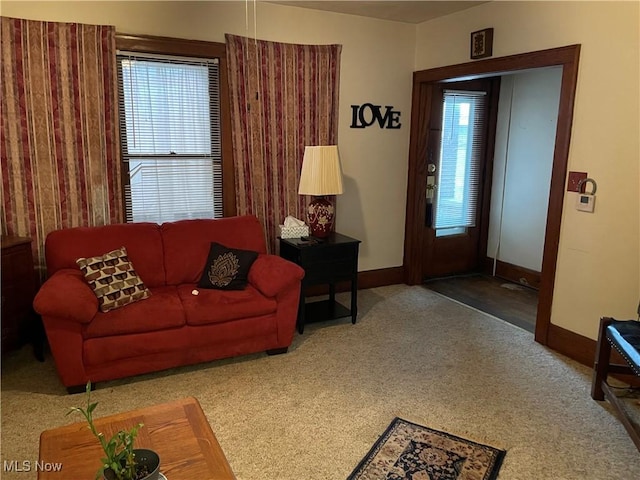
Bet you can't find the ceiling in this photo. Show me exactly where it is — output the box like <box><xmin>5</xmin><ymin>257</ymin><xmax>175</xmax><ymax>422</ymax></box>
<box><xmin>267</xmin><ymin>1</ymin><xmax>490</xmax><ymax>24</ymax></box>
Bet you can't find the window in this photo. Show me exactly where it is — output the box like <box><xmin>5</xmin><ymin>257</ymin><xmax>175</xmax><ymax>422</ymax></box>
<box><xmin>117</xmin><ymin>51</ymin><xmax>222</xmax><ymax>223</ymax></box>
<box><xmin>434</xmin><ymin>90</ymin><xmax>487</xmax><ymax>237</ymax></box>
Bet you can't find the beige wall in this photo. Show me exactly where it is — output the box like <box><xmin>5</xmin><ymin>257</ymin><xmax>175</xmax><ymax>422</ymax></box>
<box><xmin>416</xmin><ymin>1</ymin><xmax>640</xmax><ymax>339</ymax></box>
<box><xmin>488</xmin><ymin>68</ymin><xmax>562</xmax><ymax>273</ymax></box>
<box><xmin>4</xmin><ymin>1</ymin><xmax>638</xmax><ymax>341</ymax></box>
<box><xmin>0</xmin><ymin>0</ymin><xmax>416</xmax><ymax>272</ymax></box>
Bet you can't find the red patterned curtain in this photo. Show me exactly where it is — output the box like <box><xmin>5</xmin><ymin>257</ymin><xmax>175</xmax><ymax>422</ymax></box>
<box><xmin>225</xmin><ymin>34</ymin><xmax>341</xmax><ymax>252</ymax></box>
<box><xmin>1</xmin><ymin>17</ymin><xmax>122</xmax><ymax>280</ymax></box>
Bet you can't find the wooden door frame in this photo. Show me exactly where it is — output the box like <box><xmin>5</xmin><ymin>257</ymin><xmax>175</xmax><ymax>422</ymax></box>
<box><xmin>403</xmin><ymin>45</ymin><xmax>581</xmax><ymax>346</ymax></box>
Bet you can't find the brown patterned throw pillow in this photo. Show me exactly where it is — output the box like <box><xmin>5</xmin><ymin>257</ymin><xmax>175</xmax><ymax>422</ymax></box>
<box><xmin>76</xmin><ymin>247</ymin><xmax>151</xmax><ymax>312</ymax></box>
<box><xmin>198</xmin><ymin>243</ymin><xmax>258</xmax><ymax>290</ymax></box>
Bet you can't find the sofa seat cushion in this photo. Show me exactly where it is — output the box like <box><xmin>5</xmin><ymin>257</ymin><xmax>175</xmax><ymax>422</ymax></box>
<box><xmin>178</xmin><ymin>284</ymin><xmax>277</xmax><ymax>326</ymax></box>
<box><xmin>83</xmin><ymin>286</ymin><xmax>185</xmax><ymax>339</ymax></box>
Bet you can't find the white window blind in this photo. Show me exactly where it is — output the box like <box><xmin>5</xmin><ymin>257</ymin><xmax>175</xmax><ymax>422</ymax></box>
<box><xmin>117</xmin><ymin>52</ymin><xmax>222</xmax><ymax>223</ymax></box>
<box><xmin>434</xmin><ymin>90</ymin><xmax>487</xmax><ymax>232</ymax></box>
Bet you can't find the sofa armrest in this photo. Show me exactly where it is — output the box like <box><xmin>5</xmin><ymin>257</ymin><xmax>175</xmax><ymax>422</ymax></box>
<box><xmin>33</xmin><ymin>269</ymin><xmax>98</xmax><ymax>324</ymax></box>
<box><xmin>249</xmin><ymin>254</ymin><xmax>304</xmax><ymax>298</ymax></box>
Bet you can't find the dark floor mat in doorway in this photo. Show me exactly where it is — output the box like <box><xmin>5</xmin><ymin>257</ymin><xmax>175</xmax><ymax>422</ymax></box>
<box><xmin>424</xmin><ymin>274</ymin><xmax>537</xmax><ymax>333</ymax></box>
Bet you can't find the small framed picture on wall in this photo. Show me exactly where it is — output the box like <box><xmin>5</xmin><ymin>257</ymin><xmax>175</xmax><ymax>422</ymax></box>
<box><xmin>470</xmin><ymin>28</ymin><xmax>494</xmax><ymax>60</ymax></box>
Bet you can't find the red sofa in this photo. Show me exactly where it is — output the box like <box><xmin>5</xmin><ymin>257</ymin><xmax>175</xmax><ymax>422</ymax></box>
<box><xmin>33</xmin><ymin>215</ymin><xmax>304</xmax><ymax>392</ymax></box>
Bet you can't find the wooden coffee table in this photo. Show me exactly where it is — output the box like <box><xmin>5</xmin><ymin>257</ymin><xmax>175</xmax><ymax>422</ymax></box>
<box><xmin>38</xmin><ymin>397</ymin><xmax>235</xmax><ymax>479</ymax></box>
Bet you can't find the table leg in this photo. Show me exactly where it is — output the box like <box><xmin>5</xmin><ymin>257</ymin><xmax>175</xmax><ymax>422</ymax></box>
<box><xmin>329</xmin><ymin>283</ymin><xmax>336</xmax><ymax>317</ymax></box>
<box><xmin>591</xmin><ymin>317</ymin><xmax>612</xmax><ymax>400</ymax></box>
<box><xmin>351</xmin><ymin>274</ymin><xmax>358</xmax><ymax>324</ymax></box>
<box><xmin>297</xmin><ymin>285</ymin><xmax>306</xmax><ymax>334</ymax></box>
<box><xmin>30</xmin><ymin>313</ymin><xmax>46</xmax><ymax>362</ymax></box>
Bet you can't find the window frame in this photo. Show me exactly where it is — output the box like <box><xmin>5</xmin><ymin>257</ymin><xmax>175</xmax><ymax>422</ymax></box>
<box><xmin>115</xmin><ymin>33</ymin><xmax>236</xmax><ymax>219</ymax></box>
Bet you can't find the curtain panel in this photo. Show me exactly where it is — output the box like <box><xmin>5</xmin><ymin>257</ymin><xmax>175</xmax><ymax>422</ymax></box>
<box><xmin>225</xmin><ymin>34</ymin><xmax>341</xmax><ymax>252</ymax></box>
<box><xmin>1</xmin><ymin>17</ymin><xmax>121</xmax><ymax>279</ymax></box>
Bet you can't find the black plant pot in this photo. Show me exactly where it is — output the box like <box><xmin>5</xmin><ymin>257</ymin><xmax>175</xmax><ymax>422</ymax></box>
<box><xmin>103</xmin><ymin>449</ymin><xmax>160</xmax><ymax>480</ymax></box>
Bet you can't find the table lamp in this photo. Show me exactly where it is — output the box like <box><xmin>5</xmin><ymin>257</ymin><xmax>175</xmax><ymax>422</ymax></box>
<box><xmin>298</xmin><ymin>145</ymin><xmax>344</xmax><ymax>238</ymax></box>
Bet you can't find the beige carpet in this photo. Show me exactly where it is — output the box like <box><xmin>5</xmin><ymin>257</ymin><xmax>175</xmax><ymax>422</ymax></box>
<box><xmin>1</xmin><ymin>285</ymin><xmax>638</xmax><ymax>479</ymax></box>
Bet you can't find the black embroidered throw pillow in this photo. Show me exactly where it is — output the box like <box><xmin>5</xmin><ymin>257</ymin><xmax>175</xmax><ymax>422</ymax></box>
<box><xmin>198</xmin><ymin>243</ymin><xmax>258</xmax><ymax>290</ymax></box>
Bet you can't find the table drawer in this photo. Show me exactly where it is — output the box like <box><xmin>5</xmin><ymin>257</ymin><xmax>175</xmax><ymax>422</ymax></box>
<box><xmin>299</xmin><ymin>244</ymin><xmax>356</xmax><ymax>266</ymax></box>
<box><xmin>304</xmin><ymin>259</ymin><xmax>355</xmax><ymax>284</ymax></box>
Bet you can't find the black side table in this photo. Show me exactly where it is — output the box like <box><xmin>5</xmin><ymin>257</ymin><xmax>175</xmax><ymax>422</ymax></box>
<box><xmin>279</xmin><ymin>233</ymin><xmax>360</xmax><ymax>334</ymax></box>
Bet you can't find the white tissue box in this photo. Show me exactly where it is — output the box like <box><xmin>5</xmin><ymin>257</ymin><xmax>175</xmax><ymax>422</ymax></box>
<box><xmin>279</xmin><ymin>224</ymin><xmax>309</xmax><ymax>238</ymax></box>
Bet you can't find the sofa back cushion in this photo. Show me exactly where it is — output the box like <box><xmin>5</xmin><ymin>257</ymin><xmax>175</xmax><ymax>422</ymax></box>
<box><xmin>45</xmin><ymin>223</ymin><xmax>166</xmax><ymax>287</ymax></box>
<box><xmin>161</xmin><ymin>215</ymin><xmax>267</xmax><ymax>286</ymax></box>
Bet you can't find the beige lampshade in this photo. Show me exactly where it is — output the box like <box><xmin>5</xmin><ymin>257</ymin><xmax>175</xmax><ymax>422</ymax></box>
<box><xmin>298</xmin><ymin>145</ymin><xmax>344</xmax><ymax>196</ymax></box>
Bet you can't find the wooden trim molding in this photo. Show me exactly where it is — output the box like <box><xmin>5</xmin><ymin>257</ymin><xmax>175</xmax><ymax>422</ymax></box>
<box><xmin>359</xmin><ymin>267</ymin><xmax>404</xmax><ymax>290</ymax></box>
<box><xmin>403</xmin><ymin>44</ymin><xmax>581</xmax><ymax>353</ymax></box>
<box><xmin>546</xmin><ymin>324</ymin><xmax>606</xmax><ymax>381</ymax></box>
<box><xmin>482</xmin><ymin>257</ymin><xmax>541</xmax><ymax>290</ymax></box>
<box><xmin>547</xmin><ymin>322</ymin><xmax>640</xmax><ymax>389</ymax></box>
<box><xmin>403</xmin><ymin>81</ymin><xmax>431</xmax><ymax>285</ymax></box>
<box><xmin>546</xmin><ymin>323</ymin><xmax>595</xmax><ymax>367</ymax></box>
<box><xmin>535</xmin><ymin>45</ymin><xmax>581</xmax><ymax>345</ymax></box>
<box><xmin>115</xmin><ymin>33</ymin><xmax>237</xmax><ymax>217</ymax></box>
<box><xmin>116</xmin><ymin>33</ymin><xmax>225</xmax><ymax>58</ymax></box>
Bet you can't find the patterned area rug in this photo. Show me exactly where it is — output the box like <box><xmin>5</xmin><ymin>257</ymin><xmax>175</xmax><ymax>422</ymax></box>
<box><xmin>347</xmin><ymin>418</ymin><xmax>505</xmax><ymax>480</ymax></box>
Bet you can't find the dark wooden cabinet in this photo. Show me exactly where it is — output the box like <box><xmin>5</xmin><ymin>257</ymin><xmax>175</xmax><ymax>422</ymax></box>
<box><xmin>1</xmin><ymin>236</ymin><xmax>36</xmax><ymax>354</ymax></box>
<box><xmin>279</xmin><ymin>233</ymin><xmax>360</xmax><ymax>334</ymax></box>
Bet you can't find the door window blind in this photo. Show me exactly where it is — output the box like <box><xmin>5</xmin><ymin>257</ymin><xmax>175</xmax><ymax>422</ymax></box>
<box><xmin>117</xmin><ymin>52</ymin><xmax>222</xmax><ymax>223</ymax></box>
<box><xmin>434</xmin><ymin>90</ymin><xmax>487</xmax><ymax>231</ymax></box>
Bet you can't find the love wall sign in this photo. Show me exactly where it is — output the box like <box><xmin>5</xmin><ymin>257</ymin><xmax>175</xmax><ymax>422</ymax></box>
<box><xmin>350</xmin><ymin>103</ymin><xmax>401</xmax><ymax>129</ymax></box>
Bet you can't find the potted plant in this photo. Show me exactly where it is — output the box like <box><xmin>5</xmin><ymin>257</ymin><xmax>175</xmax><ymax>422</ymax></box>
<box><xmin>68</xmin><ymin>382</ymin><xmax>161</xmax><ymax>480</ymax></box>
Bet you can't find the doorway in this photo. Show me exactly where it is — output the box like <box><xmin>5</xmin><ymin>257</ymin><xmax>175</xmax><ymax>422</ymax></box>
<box><xmin>403</xmin><ymin>45</ymin><xmax>581</xmax><ymax>347</ymax></box>
<box><xmin>424</xmin><ymin>66</ymin><xmax>564</xmax><ymax>333</ymax></box>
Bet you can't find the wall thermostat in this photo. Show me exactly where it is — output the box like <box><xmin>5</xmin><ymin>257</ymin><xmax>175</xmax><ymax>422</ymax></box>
<box><xmin>576</xmin><ymin>193</ymin><xmax>595</xmax><ymax>212</ymax></box>
<box><xmin>576</xmin><ymin>178</ymin><xmax>597</xmax><ymax>213</ymax></box>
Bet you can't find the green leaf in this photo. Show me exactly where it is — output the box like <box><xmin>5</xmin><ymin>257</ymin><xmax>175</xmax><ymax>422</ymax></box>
<box><xmin>95</xmin><ymin>465</ymin><xmax>106</xmax><ymax>480</ymax></box>
<box><xmin>65</xmin><ymin>382</ymin><xmax>148</xmax><ymax>480</ymax></box>
<box><xmin>105</xmin><ymin>441</ymin><xmax>115</xmax><ymax>458</ymax></box>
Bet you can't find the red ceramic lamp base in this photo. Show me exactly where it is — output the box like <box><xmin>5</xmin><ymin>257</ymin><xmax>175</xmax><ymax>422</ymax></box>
<box><xmin>306</xmin><ymin>196</ymin><xmax>335</xmax><ymax>238</ymax></box>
